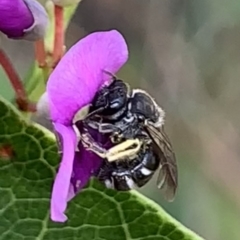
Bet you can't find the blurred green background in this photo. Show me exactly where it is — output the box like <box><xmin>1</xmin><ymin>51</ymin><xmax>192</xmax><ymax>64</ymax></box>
<box><xmin>1</xmin><ymin>1</ymin><xmax>240</xmax><ymax>239</ymax></box>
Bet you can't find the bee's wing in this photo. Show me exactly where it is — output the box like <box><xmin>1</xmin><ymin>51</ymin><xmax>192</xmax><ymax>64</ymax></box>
<box><xmin>145</xmin><ymin>124</ymin><xmax>178</xmax><ymax>201</ymax></box>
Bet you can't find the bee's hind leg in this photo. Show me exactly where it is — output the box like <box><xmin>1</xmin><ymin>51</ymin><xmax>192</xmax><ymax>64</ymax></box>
<box><xmin>81</xmin><ymin>132</ymin><xmax>142</xmax><ymax>162</ymax></box>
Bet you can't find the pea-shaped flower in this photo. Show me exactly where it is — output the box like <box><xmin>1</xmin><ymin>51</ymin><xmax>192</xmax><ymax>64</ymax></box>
<box><xmin>0</xmin><ymin>0</ymin><xmax>48</xmax><ymax>41</ymax></box>
<box><xmin>46</xmin><ymin>30</ymin><xmax>129</xmax><ymax>222</ymax></box>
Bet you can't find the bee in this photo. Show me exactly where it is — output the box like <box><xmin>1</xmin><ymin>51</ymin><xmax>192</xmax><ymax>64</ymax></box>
<box><xmin>79</xmin><ymin>76</ymin><xmax>178</xmax><ymax>201</ymax></box>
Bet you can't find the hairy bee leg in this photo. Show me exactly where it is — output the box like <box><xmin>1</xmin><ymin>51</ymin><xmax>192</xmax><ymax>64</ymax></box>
<box><xmin>84</xmin><ymin>143</ymin><xmax>107</xmax><ymax>158</ymax></box>
<box><xmin>84</xmin><ymin>138</ymin><xmax>142</xmax><ymax>162</ymax></box>
<box><xmin>107</xmin><ymin>139</ymin><xmax>140</xmax><ymax>154</ymax></box>
<box><xmin>81</xmin><ymin>133</ymin><xmax>108</xmax><ymax>158</ymax></box>
<box><xmin>87</xmin><ymin>120</ymin><xmax>119</xmax><ymax>134</ymax></box>
<box><xmin>107</xmin><ymin>148</ymin><xmax>140</xmax><ymax>162</ymax></box>
<box><xmin>81</xmin><ymin>133</ymin><xmax>140</xmax><ymax>160</ymax></box>
<box><xmin>81</xmin><ymin>132</ymin><xmax>142</xmax><ymax>161</ymax></box>
<box><xmin>99</xmin><ymin>123</ymin><xmax>119</xmax><ymax>133</ymax></box>
<box><xmin>106</xmin><ymin>139</ymin><xmax>142</xmax><ymax>162</ymax></box>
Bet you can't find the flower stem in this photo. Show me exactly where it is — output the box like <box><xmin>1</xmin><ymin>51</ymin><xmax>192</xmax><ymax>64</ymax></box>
<box><xmin>34</xmin><ymin>40</ymin><xmax>47</xmax><ymax>68</ymax></box>
<box><xmin>0</xmin><ymin>49</ymin><xmax>36</xmax><ymax>112</ymax></box>
<box><xmin>52</xmin><ymin>5</ymin><xmax>64</xmax><ymax>68</ymax></box>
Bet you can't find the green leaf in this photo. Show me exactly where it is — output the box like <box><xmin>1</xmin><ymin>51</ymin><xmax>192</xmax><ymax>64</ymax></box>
<box><xmin>0</xmin><ymin>96</ymin><xmax>204</xmax><ymax>240</ymax></box>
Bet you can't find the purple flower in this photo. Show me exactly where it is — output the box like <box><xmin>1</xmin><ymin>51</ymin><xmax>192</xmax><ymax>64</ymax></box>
<box><xmin>0</xmin><ymin>0</ymin><xmax>48</xmax><ymax>40</ymax></box>
<box><xmin>46</xmin><ymin>30</ymin><xmax>128</xmax><ymax>222</ymax></box>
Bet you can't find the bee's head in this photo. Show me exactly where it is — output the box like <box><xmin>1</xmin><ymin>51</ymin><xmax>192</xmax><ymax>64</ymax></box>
<box><xmin>89</xmin><ymin>79</ymin><xmax>130</xmax><ymax>120</ymax></box>
<box><xmin>105</xmin><ymin>79</ymin><xmax>128</xmax><ymax>113</ymax></box>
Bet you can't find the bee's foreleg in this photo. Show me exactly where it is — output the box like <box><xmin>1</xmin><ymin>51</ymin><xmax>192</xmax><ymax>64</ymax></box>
<box><xmin>81</xmin><ymin>133</ymin><xmax>108</xmax><ymax>158</ymax></box>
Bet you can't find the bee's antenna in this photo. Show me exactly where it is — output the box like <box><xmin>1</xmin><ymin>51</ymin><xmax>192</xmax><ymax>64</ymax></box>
<box><xmin>102</xmin><ymin>69</ymin><xmax>117</xmax><ymax>80</ymax></box>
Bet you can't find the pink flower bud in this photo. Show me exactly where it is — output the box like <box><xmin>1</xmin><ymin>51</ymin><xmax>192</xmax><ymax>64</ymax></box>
<box><xmin>0</xmin><ymin>0</ymin><xmax>48</xmax><ymax>41</ymax></box>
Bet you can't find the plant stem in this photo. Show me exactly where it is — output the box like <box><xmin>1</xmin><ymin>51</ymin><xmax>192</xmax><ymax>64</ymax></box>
<box><xmin>52</xmin><ymin>5</ymin><xmax>64</xmax><ymax>68</ymax></box>
<box><xmin>34</xmin><ymin>40</ymin><xmax>47</xmax><ymax>68</ymax></box>
<box><xmin>0</xmin><ymin>49</ymin><xmax>36</xmax><ymax>112</ymax></box>
<box><xmin>34</xmin><ymin>39</ymin><xmax>51</xmax><ymax>84</ymax></box>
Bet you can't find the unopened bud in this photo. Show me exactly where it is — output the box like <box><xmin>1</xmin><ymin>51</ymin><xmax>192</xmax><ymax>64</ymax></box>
<box><xmin>0</xmin><ymin>0</ymin><xmax>48</xmax><ymax>41</ymax></box>
<box><xmin>20</xmin><ymin>0</ymin><xmax>49</xmax><ymax>41</ymax></box>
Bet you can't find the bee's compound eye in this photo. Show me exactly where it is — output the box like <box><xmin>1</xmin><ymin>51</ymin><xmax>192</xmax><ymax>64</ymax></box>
<box><xmin>109</xmin><ymin>88</ymin><xmax>127</xmax><ymax>109</ymax></box>
<box><xmin>101</xmin><ymin>90</ymin><xmax>127</xmax><ymax>116</ymax></box>
<box><xmin>109</xmin><ymin>98</ymin><xmax>125</xmax><ymax>111</ymax></box>
<box><xmin>118</xmin><ymin>88</ymin><xmax>125</xmax><ymax>97</ymax></box>
<box><xmin>95</xmin><ymin>97</ymin><xmax>106</xmax><ymax>107</ymax></box>
<box><xmin>91</xmin><ymin>89</ymin><xmax>108</xmax><ymax>110</ymax></box>
<box><xmin>91</xmin><ymin>79</ymin><xmax>129</xmax><ymax>119</ymax></box>
<box><xmin>107</xmin><ymin>80</ymin><xmax>128</xmax><ymax>108</ymax></box>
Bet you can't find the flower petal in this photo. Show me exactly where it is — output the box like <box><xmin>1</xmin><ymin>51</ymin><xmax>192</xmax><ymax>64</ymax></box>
<box><xmin>67</xmin><ymin>183</ymin><xmax>75</xmax><ymax>202</ymax></box>
<box><xmin>50</xmin><ymin>123</ymin><xmax>77</xmax><ymax>222</ymax></box>
<box><xmin>33</xmin><ymin>92</ymin><xmax>53</xmax><ymax>131</ymax></box>
<box><xmin>70</xmin><ymin>121</ymin><xmax>111</xmax><ymax>196</ymax></box>
<box><xmin>71</xmin><ymin>146</ymin><xmax>103</xmax><ymax>194</ymax></box>
<box><xmin>46</xmin><ymin>30</ymin><xmax>129</xmax><ymax>125</ymax></box>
